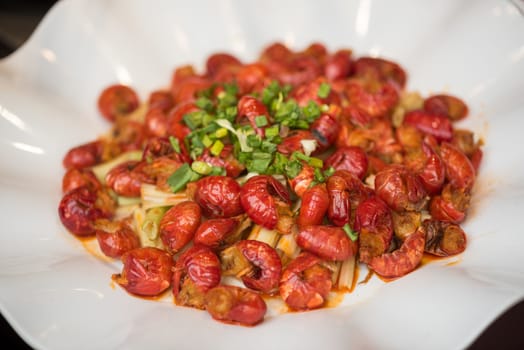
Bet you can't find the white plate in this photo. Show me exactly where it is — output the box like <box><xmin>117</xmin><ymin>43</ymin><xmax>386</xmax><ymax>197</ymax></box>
<box><xmin>1</xmin><ymin>0</ymin><xmax>524</xmax><ymax>349</ymax></box>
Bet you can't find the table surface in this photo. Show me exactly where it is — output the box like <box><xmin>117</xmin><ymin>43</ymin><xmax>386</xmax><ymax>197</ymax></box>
<box><xmin>1</xmin><ymin>1</ymin><xmax>523</xmax><ymax>349</ymax></box>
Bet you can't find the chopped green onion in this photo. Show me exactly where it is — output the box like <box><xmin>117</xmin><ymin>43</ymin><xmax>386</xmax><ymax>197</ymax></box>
<box><xmin>191</xmin><ymin>161</ymin><xmax>212</xmax><ymax>175</ymax></box>
<box><xmin>285</xmin><ymin>160</ymin><xmax>303</xmax><ymax>178</ymax></box>
<box><xmin>167</xmin><ymin>163</ymin><xmax>201</xmax><ymax>193</ymax></box>
<box><xmin>210</xmin><ymin>140</ymin><xmax>224</xmax><ymax>156</ymax></box>
<box><xmin>261</xmin><ymin>140</ymin><xmax>277</xmax><ymax>153</ymax></box>
<box><xmin>247</xmin><ymin>134</ymin><xmax>262</xmax><ymax>148</ymax></box>
<box><xmin>314</xmin><ymin>168</ymin><xmax>325</xmax><ymax>183</ymax></box>
<box><xmin>169</xmin><ymin>136</ymin><xmax>181</xmax><ymax>154</ymax></box>
<box><xmin>254</xmin><ymin>115</ymin><xmax>268</xmax><ymax>127</ymax></box>
<box><xmin>210</xmin><ymin>166</ymin><xmax>226</xmax><ymax>176</ymax></box>
<box><xmin>302</xmin><ymin>100</ymin><xmax>321</xmax><ymax>122</ymax></box>
<box><xmin>195</xmin><ymin>96</ymin><xmax>214</xmax><ymax>111</ymax></box>
<box><xmin>252</xmin><ymin>152</ymin><xmax>272</xmax><ymax>160</ymax></box>
<box><xmin>343</xmin><ymin>223</ymin><xmax>358</xmax><ymax>242</ymax></box>
<box><xmin>317</xmin><ymin>82</ymin><xmax>331</xmax><ymax>99</ymax></box>
<box><xmin>265</xmin><ymin>124</ymin><xmax>279</xmax><ymax>138</ymax></box>
<box><xmin>248</xmin><ymin>158</ymin><xmax>272</xmax><ymax>174</ymax></box>
<box><xmin>202</xmin><ymin>134</ymin><xmax>213</xmax><ymax>148</ymax></box>
<box><xmin>215</xmin><ymin>127</ymin><xmax>228</xmax><ymax>138</ymax></box>
<box><xmin>309</xmin><ymin>157</ymin><xmax>323</xmax><ymax>168</ymax></box>
<box><xmin>324</xmin><ymin>166</ymin><xmax>336</xmax><ymax>177</ymax></box>
<box><xmin>292</xmin><ymin>151</ymin><xmax>310</xmax><ymax>162</ymax></box>
<box><xmin>183</xmin><ymin>111</ymin><xmax>204</xmax><ymax>130</ymax></box>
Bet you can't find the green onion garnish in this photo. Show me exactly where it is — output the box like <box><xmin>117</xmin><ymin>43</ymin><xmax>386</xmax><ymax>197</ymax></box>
<box><xmin>317</xmin><ymin>82</ymin><xmax>331</xmax><ymax>99</ymax></box>
<box><xmin>343</xmin><ymin>223</ymin><xmax>358</xmax><ymax>242</ymax></box>
<box><xmin>167</xmin><ymin>163</ymin><xmax>201</xmax><ymax>193</ymax></box>
<box><xmin>254</xmin><ymin>115</ymin><xmax>268</xmax><ymax>127</ymax></box>
<box><xmin>169</xmin><ymin>136</ymin><xmax>181</xmax><ymax>154</ymax></box>
<box><xmin>191</xmin><ymin>161</ymin><xmax>212</xmax><ymax>175</ymax></box>
<box><xmin>210</xmin><ymin>140</ymin><xmax>224</xmax><ymax>156</ymax></box>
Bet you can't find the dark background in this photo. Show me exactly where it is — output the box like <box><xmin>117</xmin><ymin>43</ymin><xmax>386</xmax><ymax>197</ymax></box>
<box><xmin>1</xmin><ymin>1</ymin><xmax>523</xmax><ymax>349</ymax></box>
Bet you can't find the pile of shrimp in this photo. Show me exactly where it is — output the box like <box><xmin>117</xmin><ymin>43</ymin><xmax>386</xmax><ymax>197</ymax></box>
<box><xmin>58</xmin><ymin>42</ymin><xmax>482</xmax><ymax>326</ymax></box>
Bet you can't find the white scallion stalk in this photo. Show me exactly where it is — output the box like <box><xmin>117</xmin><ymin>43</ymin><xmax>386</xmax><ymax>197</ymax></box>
<box><xmin>117</xmin><ymin>196</ymin><xmax>141</xmax><ymax>207</ymax></box>
<box><xmin>114</xmin><ymin>204</ymin><xmax>139</xmax><ymax>220</ymax></box>
<box><xmin>141</xmin><ymin>183</ymin><xmax>188</xmax><ymax>210</ymax></box>
<box><xmin>236</xmin><ymin>172</ymin><xmax>260</xmax><ymax>185</ymax></box>
<box><xmin>133</xmin><ymin>207</ymin><xmax>165</xmax><ymax>249</ymax></box>
<box><xmin>275</xmin><ymin>231</ymin><xmax>300</xmax><ymax>259</ymax></box>
<box><xmin>248</xmin><ymin>224</ymin><xmax>280</xmax><ymax>248</ymax></box>
<box><xmin>91</xmin><ymin>150</ymin><xmax>143</xmax><ymax>183</ymax></box>
<box><xmin>337</xmin><ymin>255</ymin><xmax>356</xmax><ymax>291</ymax></box>
<box><xmin>300</xmin><ymin>139</ymin><xmax>317</xmax><ymax>156</ymax></box>
<box><xmin>215</xmin><ymin>119</ymin><xmax>253</xmax><ymax>152</ymax></box>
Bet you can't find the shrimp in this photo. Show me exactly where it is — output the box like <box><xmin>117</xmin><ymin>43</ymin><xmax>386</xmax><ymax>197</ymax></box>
<box><xmin>220</xmin><ymin>240</ymin><xmax>282</xmax><ymax>294</ymax></box>
<box><xmin>172</xmin><ymin>245</ymin><xmax>221</xmax><ymax>309</ymax></box>
<box><xmin>205</xmin><ymin>285</ymin><xmax>267</xmax><ymax>326</ymax></box>
<box><xmin>279</xmin><ymin>252</ymin><xmax>332</xmax><ymax>310</ymax></box>
<box><xmin>297</xmin><ymin>225</ymin><xmax>357</xmax><ymax>261</ymax></box>
<box><xmin>240</xmin><ymin>175</ymin><xmax>292</xmax><ymax>232</ymax></box>
<box><xmin>369</xmin><ymin>228</ymin><xmax>425</xmax><ymax>278</ymax></box>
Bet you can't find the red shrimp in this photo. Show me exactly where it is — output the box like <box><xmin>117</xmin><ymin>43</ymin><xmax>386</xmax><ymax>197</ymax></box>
<box><xmin>297</xmin><ymin>184</ymin><xmax>330</xmax><ymax>227</ymax></box>
<box><xmin>171</xmin><ymin>64</ymin><xmax>197</xmax><ymax>88</ymax></box>
<box><xmin>423</xmin><ymin>220</ymin><xmax>467</xmax><ymax>256</ymax></box>
<box><xmin>172</xmin><ymin>76</ymin><xmax>211</xmax><ymax>104</ymax></box>
<box><xmin>288</xmin><ymin>163</ymin><xmax>315</xmax><ymax>198</ymax></box>
<box><xmin>206</xmin><ymin>53</ymin><xmax>242</xmax><ymax>78</ymax></box>
<box><xmin>62</xmin><ymin>140</ymin><xmax>104</xmax><ymax>169</ymax></box>
<box><xmin>290</xmin><ymin>77</ymin><xmax>340</xmax><ymax>107</ymax></box>
<box><xmin>113</xmin><ymin>247</ymin><xmax>173</xmax><ymax>297</ymax></box>
<box><xmin>374</xmin><ymin>165</ymin><xmax>427</xmax><ymax>212</ymax></box>
<box><xmin>324</xmin><ymin>146</ymin><xmax>368</xmax><ymax>180</ymax></box>
<box><xmin>346</xmin><ymin>80</ymin><xmax>399</xmax><ymax>118</ymax></box>
<box><xmin>429</xmin><ymin>184</ymin><xmax>470</xmax><ymax>224</ymax></box>
<box><xmin>97</xmin><ymin>84</ymin><xmax>140</xmax><ymax>122</ymax></box>
<box><xmin>159</xmin><ymin>201</ymin><xmax>201</xmax><ymax>253</ymax></box>
<box><xmin>144</xmin><ymin>107</ymin><xmax>168</xmax><ymax>137</ymax></box>
<box><xmin>297</xmin><ymin>225</ymin><xmax>357</xmax><ymax>261</ymax></box>
<box><xmin>111</xmin><ymin>119</ymin><xmax>147</xmax><ymax>152</ymax></box>
<box><xmin>417</xmin><ymin>142</ymin><xmax>446</xmax><ymax>195</ymax></box>
<box><xmin>62</xmin><ymin>168</ymin><xmax>101</xmax><ymax>193</ymax></box>
<box><xmin>172</xmin><ymin>245</ymin><xmax>221</xmax><ymax>309</ymax></box>
<box><xmin>141</xmin><ymin>136</ymin><xmax>187</xmax><ymax>162</ymax></box>
<box><xmin>324</xmin><ymin>49</ymin><xmax>352</xmax><ymax>81</ymax></box>
<box><xmin>147</xmin><ymin>90</ymin><xmax>174</xmax><ymax>113</ymax></box>
<box><xmin>236</xmin><ymin>63</ymin><xmax>269</xmax><ymax>94</ymax></box>
<box><xmin>327</xmin><ymin>175</ymin><xmax>351</xmax><ymax>226</ymax></box>
<box><xmin>240</xmin><ymin>175</ymin><xmax>291</xmax><ymax>230</ymax></box>
<box><xmin>440</xmin><ymin>142</ymin><xmax>476</xmax><ymax>191</ymax></box>
<box><xmin>205</xmin><ymin>285</ymin><xmax>267</xmax><ymax>326</ymax></box>
<box><xmin>237</xmin><ymin>96</ymin><xmax>271</xmax><ymax>137</ymax></box>
<box><xmin>259</xmin><ymin>42</ymin><xmax>293</xmax><ymax>63</ymax></box>
<box><xmin>193</xmin><ymin>217</ymin><xmax>240</xmax><ymax>250</ymax></box>
<box><xmin>354</xmin><ymin>197</ymin><xmax>394</xmax><ymax>264</ymax></box>
<box><xmin>424</xmin><ymin>94</ymin><xmax>468</xmax><ymax>121</ymax></box>
<box><xmin>310</xmin><ymin>113</ymin><xmax>339</xmax><ymax>153</ymax></box>
<box><xmin>58</xmin><ymin>186</ymin><xmax>115</xmax><ymax>236</ymax></box>
<box><xmin>277</xmin><ymin>130</ymin><xmax>316</xmax><ymax>156</ymax></box>
<box><xmin>353</xmin><ymin>56</ymin><xmax>407</xmax><ymax>89</ymax></box>
<box><xmin>403</xmin><ymin>110</ymin><xmax>453</xmax><ymax>142</ymax></box>
<box><xmin>369</xmin><ymin>228</ymin><xmax>425</xmax><ymax>278</ymax></box>
<box><xmin>137</xmin><ymin>156</ymin><xmax>183</xmax><ymax>190</ymax></box>
<box><xmin>279</xmin><ymin>252</ymin><xmax>332</xmax><ymax>310</ymax></box>
<box><xmin>197</xmin><ymin>145</ymin><xmax>245</xmax><ymax>178</ymax></box>
<box><xmin>278</xmin><ymin>56</ymin><xmax>322</xmax><ymax>87</ymax></box>
<box><xmin>228</xmin><ymin>240</ymin><xmax>282</xmax><ymax>294</ymax></box>
<box><xmin>105</xmin><ymin>160</ymin><xmax>151</xmax><ymax>197</ymax></box>
<box><xmin>95</xmin><ymin>219</ymin><xmax>140</xmax><ymax>258</ymax></box>
<box><xmin>194</xmin><ymin>176</ymin><xmax>243</xmax><ymax>218</ymax></box>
